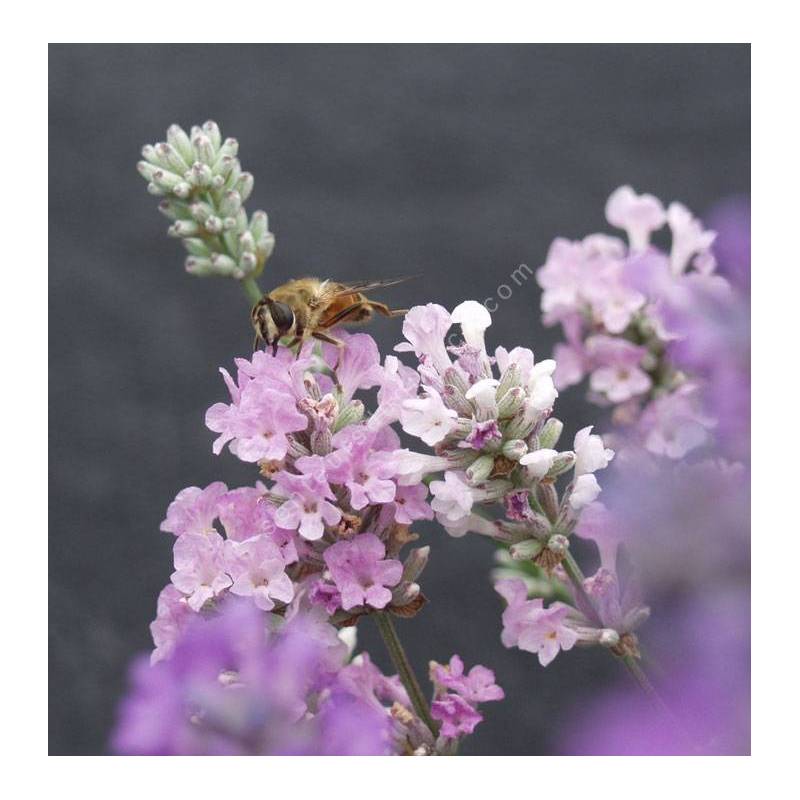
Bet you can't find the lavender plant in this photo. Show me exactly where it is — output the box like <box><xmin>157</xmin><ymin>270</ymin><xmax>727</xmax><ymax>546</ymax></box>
<box><xmin>116</xmin><ymin>122</ymin><xmax>668</xmax><ymax>755</ymax></box>
<box><xmin>536</xmin><ymin>185</ymin><xmax>747</xmax><ymax>461</ymax></box>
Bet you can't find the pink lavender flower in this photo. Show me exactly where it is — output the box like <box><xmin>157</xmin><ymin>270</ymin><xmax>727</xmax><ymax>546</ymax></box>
<box><xmin>389</xmin><ymin>483</ymin><xmax>434</xmax><ymax>524</ymax></box>
<box><xmin>205</xmin><ymin>358</ymin><xmax>308</xmax><ymax>462</ymax></box>
<box><xmin>535</xmin><ymin>187</ymin><xmax>733</xmax><ymax>458</ymax></box>
<box><xmin>322</xmin><ymin>533</ymin><xmax>403</xmax><ymax>611</ymax></box>
<box><xmin>320</xmin><ymin>331</ymin><xmax>383</xmax><ymax>403</ymax></box>
<box><xmin>160</xmin><ymin>482</ymin><xmax>227</xmax><ymax>537</ymax></box>
<box><xmin>224</xmin><ymin>534</ymin><xmax>294</xmax><ymax>611</ymax></box>
<box><xmin>170</xmin><ymin>532</ymin><xmax>232</xmax><ymax>611</ymax></box>
<box><xmin>637</xmin><ymin>385</ymin><xmax>714</xmax><ymax>459</ymax></box>
<box><xmin>605</xmin><ymin>185</ymin><xmax>666</xmax><ymax>252</ymax></box>
<box><xmin>368</xmin><ymin>354</ymin><xmax>421</xmax><ymax>431</ymax></box>
<box><xmin>215</xmin><ymin>484</ymin><xmax>269</xmax><ymax>538</ymax></box>
<box><xmin>324</xmin><ymin>427</ymin><xmax>397</xmax><ymax>510</ymax></box>
<box><xmin>429</xmin><ymin>471</ymin><xmax>475</xmax><ymax>523</ymax></box>
<box><xmin>495</xmin><ymin>579</ymin><xmax>578</xmax><ymax>666</ymax></box>
<box><xmin>273</xmin><ymin>468</ymin><xmax>342</xmax><ymax>541</ymax></box>
<box><xmin>430</xmin><ymin>655</ymin><xmax>504</xmax><ymax>704</ymax></box>
<box><xmin>667</xmin><ymin>201</ymin><xmax>717</xmax><ymax>275</ymax></box>
<box><xmin>149</xmin><ymin>584</ymin><xmax>192</xmax><ymax>664</ymax></box>
<box><xmin>431</xmin><ymin>693</ymin><xmax>483</xmax><ymax>738</ymax></box>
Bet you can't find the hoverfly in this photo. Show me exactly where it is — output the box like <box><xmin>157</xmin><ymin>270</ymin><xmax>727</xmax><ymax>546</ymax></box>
<box><xmin>251</xmin><ymin>277</ymin><xmax>411</xmax><ymax>355</ymax></box>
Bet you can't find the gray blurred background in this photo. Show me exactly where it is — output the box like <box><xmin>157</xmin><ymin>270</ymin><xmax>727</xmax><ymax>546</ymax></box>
<box><xmin>49</xmin><ymin>44</ymin><xmax>749</xmax><ymax>755</ymax></box>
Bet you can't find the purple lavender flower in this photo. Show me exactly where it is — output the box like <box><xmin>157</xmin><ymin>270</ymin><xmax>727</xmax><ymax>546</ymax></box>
<box><xmin>322</xmin><ymin>533</ymin><xmax>403</xmax><ymax>611</ymax></box>
<box><xmin>495</xmin><ymin>579</ymin><xmax>578</xmax><ymax>666</ymax></box>
<box><xmin>160</xmin><ymin>482</ymin><xmax>228</xmax><ymax>537</ymax></box>
<box><xmin>224</xmin><ymin>534</ymin><xmax>294</xmax><ymax>611</ymax></box>
<box><xmin>205</xmin><ymin>353</ymin><xmax>308</xmax><ymax>462</ymax></box>
<box><xmin>273</xmin><ymin>468</ymin><xmax>342</xmax><ymax>541</ymax></box>
<box><xmin>170</xmin><ymin>532</ymin><xmax>232</xmax><ymax>611</ymax></box>
<box><xmin>112</xmin><ymin>601</ymin><xmax>393</xmax><ymax>755</ymax></box>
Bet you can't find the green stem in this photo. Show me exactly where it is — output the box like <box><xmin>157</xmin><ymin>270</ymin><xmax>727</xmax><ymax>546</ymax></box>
<box><xmin>241</xmin><ymin>276</ymin><xmax>263</xmax><ymax>305</ymax></box>
<box><xmin>373</xmin><ymin>613</ymin><xmax>439</xmax><ymax>737</ymax></box>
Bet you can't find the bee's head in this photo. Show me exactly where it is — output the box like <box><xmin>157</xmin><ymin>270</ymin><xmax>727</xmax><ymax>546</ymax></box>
<box><xmin>256</xmin><ymin>298</ymin><xmax>296</xmax><ymax>355</ymax></box>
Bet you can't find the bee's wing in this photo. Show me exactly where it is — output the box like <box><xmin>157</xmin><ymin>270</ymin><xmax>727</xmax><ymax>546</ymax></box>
<box><xmin>329</xmin><ymin>276</ymin><xmax>419</xmax><ymax>298</ymax></box>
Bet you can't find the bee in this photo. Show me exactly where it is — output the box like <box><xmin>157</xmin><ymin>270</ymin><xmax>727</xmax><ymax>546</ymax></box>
<box><xmin>251</xmin><ymin>277</ymin><xmax>411</xmax><ymax>355</ymax></box>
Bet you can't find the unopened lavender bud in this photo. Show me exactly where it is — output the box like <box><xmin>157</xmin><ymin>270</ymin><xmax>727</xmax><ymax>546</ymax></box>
<box><xmin>546</xmin><ymin>533</ymin><xmax>569</xmax><ymax>556</ymax></box>
<box><xmin>156</xmin><ymin>141</ymin><xmax>190</xmax><ymax>174</ymax></box>
<box><xmin>167</xmin><ymin>124</ymin><xmax>194</xmax><ymax>164</ymax></box>
<box><xmin>189</xmin><ymin>202</ymin><xmax>212</xmax><ymax>223</ymax></box>
<box><xmin>185</xmin><ymin>256</ymin><xmax>214</xmax><ymax>276</ymax></box>
<box><xmin>442</xmin><ymin>367</ymin><xmax>473</xmax><ymax>415</ymax></box>
<box><xmin>599</xmin><ymin>629</ymin><xmax>621</xmax><ymax>648</ymax></box>
<box><xmin>182</xmin><ymin>237</ymin><xmax>211</xmax><ymax>257</ymax></box>
<box><xmin>202</xmin><ymin>120</ymin><xmax>222</xmax><ymax>150</ymax></box>
<box><xmin>236</xmin><ymin>172</ymin><xmax>254</xmax><ymax>201</ymax></box>
<box><xmin>256</xmin><ymin>233</ymin><xmax>276</xmax><ymax>261</ymax></box>
<box><xmin>137</xmin><ymin>160</ymin><xmax>160</xmax><ymax>181</ymax></box>
<box><xmin>224</xmin><ymin>159</ymin><xmax>242</xmax><ymax>190</ymax></box>
<box><xmin>502</xmin><ymin>438</ymin><xmax>528</xmax><ymax>461</ymax></box>
<box><xmin>168</xmin><ymin>220</ymin><xmax>200</xmax><ymax>238</ymax></box>
<box><xmin>509</xmin><ymin>538</ymin><xmax>544</xmax><ymax>561</ymax></box>
<box><xmin>173</xmin><ymin>182</ymin><xmax>192</xmax><ymax>199</ymax></box>
<box><xmin>536</xmin><ymin>481</ymin><xmax>560</xmax><ymax>523</ymax></box>
<box><xmin>497</xmin><ymin>386</ymin><xmax>525</xmax><ymax>418</ymax></box>
<box><xmin>238</xmin><ymin>230</ymin><xmax>256</xmax><ymax>255</ymax></box>
<box><xmin>477</xmin><ymin>479</ymin><xmax>514</xmax><ymax>502</ymax></box>
<box><xmin>188</xmin><ymin>162</ymin><xmax>213</xmax><ymax>188</ymax></box>
<box><xmin>623</xmin><ymin>606</ymin><xmax>651</xmax><ymax>631</ymax></box>
<box><xmin>221</xmin><ymin>137</ymin><xmax>239</xmax><ymax>157</ymax></box>
<box><xmin>213</xmin><ymin>155</ymin><xmax>235</xmax><ymax>179</ymax></box>
<box><xmin>220</xmin><ymin>190</ymin><xmax>242</xmax><ymax>217</ymax></box>
<box><xmin>239</xmin><ymin>252</ymin><xmax>257</xmax><ymax>273</ymax></box>
<box><xmin>222</xmin><ymin>217</ymin><xmax>238</xmax><ymax>231</ymax></box>
<box><xmin>538</xmin><ymin>417</ymin><xmax>564</xmax><ymax>450</ymax></box>
<box><xmin>157</xmin><ymin>199</ymin><xmax>182</xmax><ymax>220</ymax></box>
<box><xmin>141</xmin><ymin>143</ymin><xmax>164</xmax><ymax>166</ymax></box>
<box><xmin>333</xmin><ymin>400</ymin><xmax>364</xmax><ymax>432</ymax></box>
<box><xmin>146</xmin><ymin>181</ymin><xmax>164</xmax><ymax>196</ymax></box>
<box><xmin>209</xmin><ymin>252</ymin><xmax>237</xmax><ymax>274</ymax></box>
<box><xmin>466</xmin><ymin>453</ymin><xmax>495</xmax><ymax>484</ymax></box>
<box><xmin>545</xmin><ymin>451</ymin><xmax>576</xmax><ymax>478</ymax></box>
<box><xmin>250</xmin><ymin>210</ymin><xmax>269</xmax><ymax>239</ymax></box>
<box><xmin>204</xmin><ymin>216</ymin><xmax>223</xmax><ymax>234</ymax></box>
<box><xmin>152</xmin><ymin>168</ymin><xmax>183</xmax><ymax>191</ymax></box>
<box><xmin>496</xmin><ymin>362</ymin><xmax>521</xmax><ymax>400</ymax></box>
<box><xmin>192</xmin><ymin>133</ymin><xmax>216</xmax><ymax>164</ymax></box>
<box><xmin>391</xmin><ymin>581</ymin><xmax>420</xmax><ymax>607</ymax></box>
<box><xmin>503</xmin><ymin>405</ymin><xmax>536</xmax><ymax>440</ymax></box>
<box><xmin>402</xmin><ymin>546</ymin><xmax>430</xmax><ymax>582</ymax></box>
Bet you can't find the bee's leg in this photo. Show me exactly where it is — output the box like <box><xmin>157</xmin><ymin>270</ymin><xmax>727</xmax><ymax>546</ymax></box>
<box><xmin>312</xmin><ymin>330</ymin><xmax>345</xmax><ymax>348</ymax></box>
<box><xmin>312</xmin><ymin>330</ymin><xmax>347</xmax><ymax>369</ymax></box>
<box><xmin>253</xmin><ymin>332</ymin><xmax>261</xmax><ymax>352</ymax></box>
<box><xmin>283</xmin><ymin>335</ymin><xmax>304</xmax><ymax>359</ymax></box>
<box><xmin>368</xmin><ymin>301</ymin><xmax>408</xmax><ymax>318</ymax></box>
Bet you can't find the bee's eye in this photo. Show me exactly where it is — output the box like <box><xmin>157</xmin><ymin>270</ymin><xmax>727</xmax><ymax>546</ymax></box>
<box><xmin>268</xmin><ymin>300</ymin><xmax>295</xmax><ymax>333</ymax></box>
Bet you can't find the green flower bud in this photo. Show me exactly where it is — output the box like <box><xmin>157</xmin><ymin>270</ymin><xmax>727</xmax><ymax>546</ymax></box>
<box><xmin>538</xmin><ymin>417</ymin><xmax>564</xmax><ymax>450</ymax></box>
